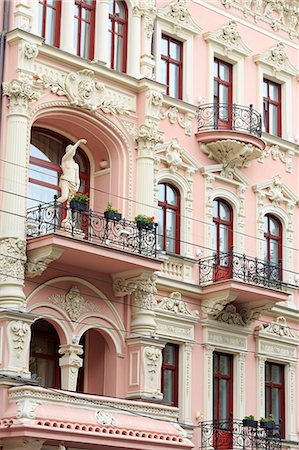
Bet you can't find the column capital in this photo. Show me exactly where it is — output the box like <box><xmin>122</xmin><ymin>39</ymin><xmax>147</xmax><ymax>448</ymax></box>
<box><xmin>2</xmin><ymin>79</ymin><xmax>39</xmax><ymax>115</ymax></box>
<box><xmin>0</xmin><ymin>237</ymin><xmax>26</xmax><ymax>285</ymax></box>
<box><xmin>137</xmin><ymin>119</ymin><xmax>164</xmax><ymax>157</ymax></box>
<box><xmin>59</xmin><ymin>343</ymin><xmax>83</xmax><ymax>391</ymax></box>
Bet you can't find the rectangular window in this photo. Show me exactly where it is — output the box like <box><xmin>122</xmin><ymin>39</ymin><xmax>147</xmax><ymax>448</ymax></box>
<box><xmin>74</xmin><ymin>0</ymin><xmax>95</xmax><ymax>59</ymax></box>
<box><xmin>263</xmin><ymin>79</ymin><xmax>281</xmax><ymax>137</ymax></box>
<box><xmin>38</xmin><ymin>0</ymin><xmax>61</xmax><ymax>47</ymax></box>
<box><xmin>161</xmin><ymin>35</ymin><xmax>183</xmax><ymax>100</ymax></box>
<box><xmin>161</xmin><ymin>343</ymin><xmax>179</xmax><ymax>406</ymax></box>
<box><xmin>214</xmin><ymin>59</ymin><xmax>233</xmax><ymax>127</ymax></box>
<box><xmin>265</xmin><ymin>362</ymin><xmax>285</xmax><ymax>438</ymax></box>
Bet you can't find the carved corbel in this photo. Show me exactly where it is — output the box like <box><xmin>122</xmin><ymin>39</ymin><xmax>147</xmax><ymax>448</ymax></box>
<box><xmin>26</xmin><ymin>245</ymin><xmax>64</xmax><ymax>278</ymax></box>
<box><xmin>201</xmin><ymin>290</ymin><xmax>239</xmax><ymax>319</ymax></box>
<box><xmin>59</xmin><ymin>344</ymin><xmax>83</xmax><ymax>391</ymax></box>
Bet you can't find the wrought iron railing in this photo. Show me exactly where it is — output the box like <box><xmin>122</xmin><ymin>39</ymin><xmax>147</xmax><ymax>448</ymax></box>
<box><xmin>199</xmin><ymin>249</ymin><xmax>282</xmax><ymax>290</ymax></box>
<box><xmin>26</xmin><ymin>200</ymin><xmax>157</xmax><ymax>257</ymax></box>
<box><xmin>197</xmin><ymin>103</ymin><xmax>262</xmax><ymax>137</ymax></box>
<box><xmin>200</xmin><ymin>419</ymin><xmax>281</xmax><ymax>450</ymax></box>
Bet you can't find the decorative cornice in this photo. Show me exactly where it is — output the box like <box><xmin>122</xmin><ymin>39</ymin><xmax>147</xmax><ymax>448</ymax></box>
<box><xmin>155</xmin><ymin>138</ymin><xmax>199</xmax><ymax>177</ymax></box>
<box><xmin>204</xmin><ymin>21</ymin><xmax>252</xmax><ymax>56</ymax></box>
<box><xmin>253</xmin><ymin>175</ymin><xmax>298</xmax><ymax>206</ymax></box>
<box><xmin>160</xmin><ymin>106</ymin><xmax>195</xmax><ymax>135</ymax></box>
<box><xmin>255</xmin><ymin>316</ymin><xmax>299</xmax><ymax>344</ymax></box>
<box><xmin>258</xmin><ymin>144</ymin><xmax>295</xmax><ymax>172</ymax></box>
<box><xmin>154</xmin><ymin>291</ymin><xmax>198</xmax><ymax>317</ymax></box>
<box><xmin>157</xmin><ymin>0</ymin><xmax>201</xmax><ymax>35</ymax></box>
<box><xmin>36</xmin><ymin>67</ymin><xmax>135</xmax><ymax>114</ymax></box>
<box><xmin>254</xmin><ymin>43</ymin><xmax>297</xmax><ymax>76</ymax></box>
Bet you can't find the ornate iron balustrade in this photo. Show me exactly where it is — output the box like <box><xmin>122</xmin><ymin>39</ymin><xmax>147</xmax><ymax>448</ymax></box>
<box><xmin>26</xmin><ymin>200</ymin><xmax>157</xmax><ymax>257</ymax></box>
<box><xmin>199</xmin><ymin>250</ymin><xmax>282</xmax><ymax>290</ymax></box>
<box><xmin>197</xmin><ymin>103</ymin><xmax>262</xmax><ymax>137</ymax></box>
<box><xmin>200</xmin><ymin>419</ymin><xmax>281</xmax><ymax>450</ymax></box>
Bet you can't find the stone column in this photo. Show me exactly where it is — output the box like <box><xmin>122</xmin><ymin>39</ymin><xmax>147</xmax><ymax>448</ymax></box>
<box><xmin>60</xmin><ymin>0</ymin><xmax>75</xmax><ymax>54</ymax></box>
<box><xmin>2</xmin><ymin>439</ymin><xmax>44</xmax><ymax>450</ymax></box>
<box><xmin>179</xmin><ymin>344</ymin><xmax>193</xmax><ymax>424</ymax></box>
<box><xmin>59</xmin><ymin>344</ymin><xmax>83</xmax><ymax>391</ymax></box>
<box><xmin>127</xmin><ymin>8</ymin><xmax>141</xmax><ymax>78</ymax></box>
<box><xmin>287</xmin><ymin>362</ymin><xmax>297</xmax><ymax>441</ymax></box>
<box><xmin>94</xmin><ymin>0</ymin><xmax>110</xmax><ymax>64</ymax></box>
<box><xmin>203</xmin><ymin>344</ymin><xmax>215</xmax><ymax>421</ymax></box>
<box><xmin>256</xmin><ymin>355</ymin><xmax>267</xmax><ymax>419</ymax></box>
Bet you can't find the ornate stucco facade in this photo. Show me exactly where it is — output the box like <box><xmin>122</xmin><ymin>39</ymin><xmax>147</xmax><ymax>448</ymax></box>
<box><xmin>0</xmin><ymin>1</ymin><xmax>298</xmax><ymax>450</ymax></box>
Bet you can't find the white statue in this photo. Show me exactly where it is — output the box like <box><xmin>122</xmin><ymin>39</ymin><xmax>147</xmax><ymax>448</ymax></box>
<box><xmin>57</xmin><ymin>138</ymin><xmax>87</xmax><ymax>204</ymax></box>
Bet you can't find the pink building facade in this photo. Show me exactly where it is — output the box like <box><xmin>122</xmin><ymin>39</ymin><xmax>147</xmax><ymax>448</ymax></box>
<box><xmin>0</xmin><ymin>1</ymin><xmax>298</xmax><ymax>450</ymax></box>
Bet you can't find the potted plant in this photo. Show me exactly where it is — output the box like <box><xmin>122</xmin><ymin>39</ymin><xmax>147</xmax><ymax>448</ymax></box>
<box><xmin>242</xmin><ymin>415</ymin><xmax>258</xmax><ymax>428</ymax></box>
<box><xmin>70</xmin><ymin>192</ymin><xmax>89</xmax><ymax>212</ymax></box>
<box><xmin>135</xmin><ymin>214</ymin><xmax>155</xmax><ymax>231</ymax></box>
<box><xmin>260</xmin><ymin>416</ymin><xmax>276</xmax><ymax>429</ymax></box>
<box><xmin>104</xmin><ymin>202</ymin><xmax>122</xmax><ymax>221</ymax></box>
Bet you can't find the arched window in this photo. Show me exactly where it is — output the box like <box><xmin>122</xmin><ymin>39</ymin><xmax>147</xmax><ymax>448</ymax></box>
<box><xmin>212</xmin><ymin>198</ymin><xmax>233</xmax><ymax>256</ymax></box>
<box><xmin>108</xmin><ymin>0</ymin><xmax>128</xmax><ymax>73</ymax></box>
<box><xmin>29</xmin><ymin>319</ymin><xmax>60</xmax><ymax>388</ymax></box>
<box><xmin>157</xmin><ymin>183</ymin><xmax>180</xmax><ymax>254</ymax></box>
<box><xmin>29</xmin><ymin>128</ymin><xmax>90</xmax><ymax>208</ymax></box>
<box><xmin>74</xmin><ymin>0</ymin><xmax>95</xmax><ymax>59</ymax></box>
<box><xmin>38</xmin><ymin>0</ymin><xmax>61</xmax><ymax>47</ymax></box>
<box><xmin>264</xmin><ymin>214</ymin><xmax>282</xmax><ymax>272</ymax></box>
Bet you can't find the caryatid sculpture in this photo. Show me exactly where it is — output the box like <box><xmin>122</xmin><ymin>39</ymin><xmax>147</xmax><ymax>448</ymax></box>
<box><xmin>57</xmin><ymin>138</ymin><xmax>87</xmax><ymax>204</ymax></box>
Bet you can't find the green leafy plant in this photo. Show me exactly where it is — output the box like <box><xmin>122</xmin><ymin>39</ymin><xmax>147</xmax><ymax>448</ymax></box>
<box><xmin>260</xmin><ymin>415</ymin><xmax>274</xmax><ymax>423</ymax></box>
<box><xmin>72</xmin><ymin>192</ymin><xmax>89</xmax><ymax>203</ymax></box>
<box><xmin>134</xmin><ymin>214</ymin><xmax>155</xmax><ymax>224</ymax></box>
<box><xmin>106</xmin><ymin>202</ymin><xmax>118</xmax><ymax>213</ymax></box>
<box><xmin>244</xmin><ymin>415</ymin><xmax>255</xmax><ymax>420</ymax></box>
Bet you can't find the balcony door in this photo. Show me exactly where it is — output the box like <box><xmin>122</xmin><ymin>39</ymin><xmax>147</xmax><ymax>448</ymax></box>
<box><xmin>213</xmin><ymin>352</ymin><xmax>233</xmax><ymax>449</ymax></box>
<box><xmin>212</xmin><ymin>199</ymin><xmax>233</xmax><ymax>280</ymax></box>
<box><xmin>214</xmin><ymin>59</ymin><xmax>233</xmax><ymax>129</ymax></box>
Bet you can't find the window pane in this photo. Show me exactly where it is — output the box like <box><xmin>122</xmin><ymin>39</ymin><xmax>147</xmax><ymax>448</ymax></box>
<box><xmin>114</xmin><ymin>34</ymin><xmax>123</xmax><ymax>71</ymax></box>
<box><xmin>264</xmin><ymin>239</ymin><xmax>268</xmax><ymax>261</ymax></box>
<box><xmin>29</xmin><ymin>164</ymin><xmax>58</xmax><ymax>186</ymax></box>
<box><xmin>272</xmin><ymin>387</ymin><xmax>280</xmax><ymax>422</ymax></box>
<box><xmin>166</xmin><ymin>185</ymin><xmax>177</xmax><ymax>205</ymax></box>
<box><xmin>163</xmin><ymin>369</ymin><xmax>174</xmax><ymax>403</ymax></box>
<box><xmin>45</xmin><ymin>7</ymin><xmax>56</xmax><ymax>46</ymax></box>
<box><xmin>116</xmin><ymin>22</ymin><xmax>123</xmax><ymax>35</ymax></box>
<box><xmin>269</xmin><ymin>83</ymin><xmax>279</xmax><ymax>101</ymax></box>
<box><xmin>269</xmin><ymin>104</ymin><xmax>278</xmax><ymax>135</ymax></box>
<box><xmin>213</xmin><ymin>200</ymin><xmax>218</xmax><ymax>218</ymax></box>
<box><xmin>214</xmin><ymin>80</ymin><xmax>219</xmax><ymax>100</ymax></box>
<box><xmin>166</xmin><ymin>210</ymin><xmax>176</xmax><ymax>253</ymax></box>
<box><xmin>265</xmin><ymin>363</ymin><xmax>270</xmax><ymax>381</ymax></box>
<box><xmin>265</xmin><ymin>385</ymin><xmax>271</xmax><ymax>418</ymax></box>
<box><xmin>38</xmin><ymin>3</ymin><xmax>43</xmax><ymax>37</ymax></box>
<box><xmin>219</xmin><ymin>379</ymin><xmax>229</xmax><ymax>420</ymax></box>
<box><xmin>161</xmin><ymin>36</ymin><xmax>168</xmax><ymax>56</ymax></box>
<box><xmin>164</xmin><ymin>344</ymin><xmax>176</xmax><ymax>364</ymax></box>
<box><xmin>160</xmin><ymin>59</ymin><xmax>167</xmax><ymax>86</ymax></box>
<box><xmin>263</xmin><ymin>80</ymin><xmax>268</xmax><ymax>97</ymax></box>
<box><xmin>214</xmin><ymin>60</ymin><xmax>218</xmax><ymax>77</ymax></box>
<box><xmin>158</xmin><ymin>184</ymin><xmax>165</xmax><ymax>202</ymax></box>
<box><xmin>270</xmin><ymin>239</ymin><xmax>278</xmax><ymax>263</ymax></box>
<box><xmin>74</xmin><ymin>9</ymin><xmax>79</xmax><ymax>53</ymax></box>
<box><xmin>219</xmin><ymin>85</ymin><xmax>228</xmax><ymax>106</ymax></box>
<box><xmin>81</xmin><ymin>19</ymin><xmax>90</xmax><ymax>58</ymax></box>
<box><xmin>170</xmin><ymin>41</ymin><xmax>180</xmax><ymax>60</ymax></box>
<box><xmin>169</xmin><ymin>63</ymin><xmax>179</xmax><ymax>98</ymax></box>
<box><xmin>29</xmin><ymin>357</ymin><xmax>56</xmax><ymax>387</ymax></box>
<box><xmin>220</xmin><ymin>355</ymin><xmax>230</xmax><ymax>375</ymax></box>
<box><xmin>116</xmin><ymin>0</ymin><xmax>125</xmax><ymax>19</ymax></box>
<box><xmin>272</xmin><ymin>365</ymin><xmax>282</xmax><ymax>383</ymax></box>
<box><xmin>28</xmin><ymin>183</ymin><xmax>58</xmax><ymax>208</ymax></box>
<box><xmin>219</xmin><ymin>63</ymin><xmax>229</xmax><ymax>82</ymax></box>
<box><xmin>212</xmin><ymin>223</ymin><xmax>217</xmax><ymax>252</ymax></box>
<box><xmin>157</xmin><ymin>207</ymin><xmax>164</xmax><ymax>250</ymax></box>
<box><xmin>219</xmin><ymin>225</ymin><xmax>229</xmax><ymax>253</ymax></box>
<box><xmin>219</xmin><ymin>202</ymin><xmax>230</xmax><ymax>221</ymax></box>
<box><xmin>270</xmin><ymin>217</ymin><xmax>279</xmax><ymax>236</ymax></box>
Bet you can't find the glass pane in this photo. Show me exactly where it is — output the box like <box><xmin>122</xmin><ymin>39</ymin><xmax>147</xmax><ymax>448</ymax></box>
<box><xmin>214</xmin><ymin>80</ymin><xmax>219</xmax><ymax>99</ymax></box>
<box><xmin>270</xmin><ymin>217</ymin><xmax>279</xmax><ymax>236</ymax></box>
<box><xmin>272</xmin><ymin>388</ymin><xmax>280</xmax><ymax>422</ymax></box>
<box><xmin>45</xmin><ymin>7</ymin><xmax>56</xmax><ymax>46</ymax></box>
<box><xmin>160</xmin><ymin>59</ymin><xmax>167</xmax><ymax>86</ymax></box>
<box><xmin>219</xmin><ymin>202</ymin><xmax>230</xmax><ymax>220</ymax></box>
<box><xmin>265</xmin><ymin>386</ymin><xmax>271</xmax><ymax>418</ymax></box>
<box><xmin>166</xmin><ymin>210</ymin><xmax>176</xmax><ymax>253</ymax></box>
<box><xmin>38</xmin><ymin>3</ymin><xmax>43</xmax><ymax>37</ymax></box>
<box><xmin>220</xmin><ymin>355</ymin><xmax>230</xmax><ymax>375</ymax></box>
<box><xmin>219</xmin><ymin>63</ymin><xmax>230</xmax><ymax>82</ymax></box>
<box><xmin>263</xmin><ymin>216</ymin><xmax>268</xmax><ymax>232</ymax></box>
<box><xmin>272</xmin><ymin>365</ymin><xmax>282</xmax><ymax>383</ymax></box>
<box><xmin>265</xmin><ymin>363</ymin><xmax>270</xmax><ymax>381</ymax></box>
<box><xmin>164</xmin><ymin>344</ymin><xmax>175</xmax><ymax>364</ymax></box>
<box><xmin>213</xmin><ymin>353</ymin><xmax>218</xmax><ymax>372</ymax></box>
<box><xmin>108</xmin><ymin>30</ymin><xmax>112</xmax><ymax>68</ymax></box>
<box><xmin>264</xmin><ymin>239</ymin><xmax>268</xmax><ymax>261</ymax></box>
<box><xmin>263</xmin><ymin>80</ymin><xmax>268</xmax><ymax>97</ymax></box>
<box><xmin>116</xmin><ymin>22</ymin><xmax>123</xmax><ymax>35</ymax></box>
<box><xmin>114</xmin><ymin>34</ymin><xmax>123</xmax><ymax>71</ymax></box>
<box><xmin>269</xmin><ymin>83</ymin><xmax>279</xmax><ymax>101</ymax></box>
<box><xmin>269</xmin><ymin>104</ymin><xmax>278</xmax><ymax>135</ymax></box>
<box><xmin>81</xmin><ymin>19</ymin><xmax>90</xmax><ymax>58</ymax></box>
<box><xmin>213</xmin><ymin>379</ymin><xmax>218</xmax><ymax>420</ymax></box>
<box><xmin>170</xmin><ymin>41</ymin><xmax>180</xmax><ymax>60</ymax></box>
<box><xmin>169</xmin><ymin>63</ymin><xmax>179</xmax><ymax>98</ymax></box>
<box><xmin>219</xmin><ymin>379</ymin><xmax>228</xmax><ymax>420</ymax></box>
<box><xmin>219</xmin><ymin>225</ymin><xmax>229</xmax><ymax>253</ymax></box>
<box><xmin>212</xmin><ymin>223</ymin><xmax>217</xmax><ymax>252</ymax></box>
<box><xmin>161</xmin><ymin>36</ymin><xmax>168</xmax><ymax>56</ymax></box>
<box><xmin>116</xmin><ymin>0</ymin><xmax>125</xmax><ymax>19</ymax></box>
<box><xmin>214</xmin><ymin>60</ymin><xmax>218</xmax><ymax>77</ymax></box>
<box><xmin>213</xmin><ymin>200</ymin><xmax>218</xmax><ymax>218</ymax></box>
<box><xmin>163</xmin><ymin>369</ymin><xmax>174</xmax><ymax>403</ymax></box>
<box><xmin>30</xmin><ymin>144</ymin><xmax>51</xmax><ymax>161</ymax></box>
<box><xmin>158</xmin><ymin>184</ymin><xmax>165</xmax><ymax>202</ymax></box>
<box><xmin>166</xmin><ymin>185</ymin><xmax>176</xmax><ymax>205</ymax></box>
<box><xmin>109</xmin><ymin>0</ymin><xmax>114</xmax><ymax>13</ymax></box>
<box><xmin>29</xmin><ymin>164</ymin><xmax>58</xmax><ymax>185</ymax></box>
<box><xmin>270</xmin><ymin>239</ymin><xmax>278</xmax><ymax>263</ymax></box>
<box><xmin>157</xmin><ymin>207</ymin><xmax>164</xmax><ymax>250</ymax></box>
<box><xmin>219</xmin><ymin>85</ymin><xmax>228</xmax><ymax>106</ymax></box>
<box><xmin>74</xmin><ymin>12</ymin><xmax>79</xmax><ymax>53</ymax></box>
<box><xmin>28</xmin><ymin>183</ymin><xmax>58</xmax><ymax>208</ymax></box>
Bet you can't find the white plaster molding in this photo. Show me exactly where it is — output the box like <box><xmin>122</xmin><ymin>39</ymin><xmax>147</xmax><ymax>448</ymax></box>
<box><xmin>2</xmin><ymin>79</ymin><xmax>40</xmax><ymax>115</ymax></box>
<box><xmin>36</xmin><ymin>66</ymin><xmax>136</xmax><ymax>114</ymax></box>
<box><xmin>204</xmin><ymin>21</ymin><xmax>252</xmax><ymax>57</ymax></box>
<box><xmin>7</xmin><ymin>320</ymin><xmax>31</xmax><ymax>374</ymax></box>
<box><xmin>49</xmin><ymin>286</ymin><xmax>98</xmax><ymax>322</ymax></box>
<box><xmin>16</xmin><ymin>397</ymin><xmax>40</xmax><ymax>421</ymax></box>
<box><xmin>59</xmin><ymin>344</ymin><xmax>83</xmax><ymax>391</ymax></box>
<box><xmin>154</xmin><ymin>291</ymin><xmax>198</xmax><ymax>318</ymax></box>
<box><xmin>155</xmin><ymin>138</ymin><xmax>200</xmax><ymax>175</ymax></box>
<box><xmin>160</xmin><ymin>106</ymin><xmax>195</xmax><ymax>135</ymax></box>
<box><xmin>26</xmin><ymin>245</ymin><xmax>64</xmax><ymax>278</ymax></box>
<box><xmin>254</xmin><ymin>42</ymin><xmax>297</xmax><ymax>76</ymax></box>
<box><xmin>145</xmin><ymin>90</ymin><xmax>164</xmax><ymax>120</ymax></box>
<box><xmin>157</xmin><ymin>0</ymin><xmax>201</xmax><ymax>35</ymax></box>
<box><xmin>142</xmin><ymin>346</ymin><xmax>163</xmax><ymax>399</ymax></box>
<box><xmin>0</xmin><ymin>238</ymin><xmax>26</xmax><ymax>284</ymax></box>
<box><xmin>253</xmin><ymin>175</ymin><xmax>298</xmax><ymax>206</ymax></box>
<box><xmin>212</xmin><ymin>303</ymin><xmax>264</xmax><ymax>326</ymax></box>
<box><xmin>95</xmin><ymin>410</ymin><xmax>117</xmax><ymax>426</ymax></box>
<box><xmin>215</xmin><ymin>0</ymin><xmax>299</xmax><ymax>39</ymax></box>
<box><xmin>137</xmin><ymin>119</ymin><xmax>164</xmax><ymax>156</ymax></box>
<box><xmin>255</xmin><ymin>316</ymin><xmax>299</xmax><ymax>346</ymax></box>
<box><xmin>258</xmin><ymin>144</ymin><xmax>295</xmax><ymax>172</ymax></box>
<box><xmin>201</xmin><ymin>140</ymin><xmax>262</xmax><ymax>180</ymax></box>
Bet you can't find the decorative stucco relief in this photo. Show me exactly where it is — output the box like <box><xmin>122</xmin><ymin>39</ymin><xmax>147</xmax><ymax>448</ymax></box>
<box><xmin>256</xmin><ymin>316</ymin><xmax>298</xmax><ymax>340</ymax></box>
<box><xmin>204</xmin><ymin>21</ymin><xmax>251</xmax><ymax>56</ymax></box>
<box><xmin>258</xmin><ymin>144</ymin><xmax>295</xmax><ymax>172</ymax></box>
<box><xmin>254</xmin><ymin>43</ymin><xmax>297</xmax><ymax>76</ymax></box>
<box><xmin>159</xmin><ymin>106</ymin><xmax>195</xmax><ymax>135</ymax></box>
<box><xmin>158</xmin><ymin>0</ymin><xmax>201</xmax><ymax>34</ymax></box>
<box><xmin>212</xmin><ymin>303</ymin><xmax>265</xmax><ymax>326</ymax></box>
<box><xmin>36</xmin><ymin>67</ymin><xmax>135</xmax><ymax>114</ymax></box>
<box><xmin>202</xmin><ymin>140</ymin><xmax>262</xmax><ymax>179</ymax></box>
<box><xmin>95</xmin><ymin>410</ymin><xmax>117</xmax><ymax>426</ymax></box>
<box><xmin>113</xmin><ymin>273</ymin><xmax>158</xmax><ymax>310</ymax></box>
<box><xmin>2</xmin><ymin>79</ymin><xmax>40</xmax><ymax>114</ymax></box>
<box><xmin>26</xmin><ymin>246</ymin><xmax>64</xmax><ymax>278</ymax></box>
<box><xmin>155</xmin><ymin>291</ymin><xmax>197</xmax><ymax>317</ymax></box>
<box><xmin>7</xmin><ymin>321</ymin><xmax>31</xmax><ymax>371</ymax></box>
<box><xmin>49</xmin><ymin>286</ymin><xmax>98</xmax><ymax>321</ymax></box>
<box><xmin>136</xmin><ymin>119</ymin><xmax>164</xmax><ymax>157</ymax></box>
<box><xmin>146</xmin><ymin>90</ymin><xmax>163</xmax><ymax>119</ymax></box>
<box><xmin>143</xmin><ymin>346</ymin><xmax>163</xmax><ymax>398</ymax></box>
<box><xmin>155</xmin><ymin>138</ymin><xmax>198</xmax><ymax>177</ymax></box>
<box><xmin>16</xmin><ymin>398</ymin><xmax>40</xmax><ymax>420</ymax></box>
<box><xmin>0</xmin><ymin>238</ymin><xmax>27</xmax><ymax>283</ymax></box>
<box><xmin>217</xmin><ymin>0</ymin><xmax>298</xmax><ymax>38</ymax></box>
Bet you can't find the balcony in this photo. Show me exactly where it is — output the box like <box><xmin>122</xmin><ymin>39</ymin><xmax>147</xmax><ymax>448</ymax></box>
<box><xmin>26</xmin><ymin>201</ymin><xmax>161</xmax><ymax>276</ymax></box>
<box><xmin>200</xmin><ymin>419</ymin><xmax>281</xmax><ymax>450</ymax></box>
<box><xmin>198</xmin><ymin>250</ymin><xmax>289</xmax><ymax>311</ymax></box>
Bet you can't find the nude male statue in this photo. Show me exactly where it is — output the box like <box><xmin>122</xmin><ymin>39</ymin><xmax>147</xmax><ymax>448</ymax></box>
<box><xmin>57</xmin><ymin>138</ymin><xmax>87</xmax><ymax>204</ymax></box>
